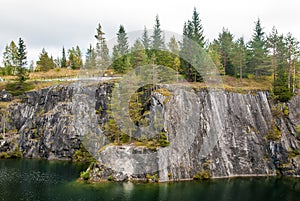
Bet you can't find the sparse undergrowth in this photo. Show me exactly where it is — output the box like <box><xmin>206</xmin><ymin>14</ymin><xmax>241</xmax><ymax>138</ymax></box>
<box><xmin>72</xmin><ymin>144</ymin><xmax>96</xmax><ymax>163</ymax></box>
<box><xmin>266</xmin><ymin>123</ymin><xmax>282</xmax><ymax>141</ymax></box>
<box><xmin>193</xmin><ymin>170</ymin><xmax>212</xmax><ymax>180</ymax></box>
<box><xmin>5</xmin><ymin>82</ymin><xmax>34</xmax><ymax>96</ymax></box>
<box><xmin>80</xmin><ymin>169</ymin><xmax>90</xmax><ymax>181</ymax></box>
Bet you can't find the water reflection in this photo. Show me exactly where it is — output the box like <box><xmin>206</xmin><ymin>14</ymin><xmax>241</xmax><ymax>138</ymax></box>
<box><xmin>1</xmin><ymin>159</ymin><xmax>300</xmax><ymax>201</ymax></box>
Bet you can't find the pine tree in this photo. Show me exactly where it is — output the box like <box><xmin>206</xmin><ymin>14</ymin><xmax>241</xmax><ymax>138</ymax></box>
<box><xmin>214</xmin><ymin>28</ymin><xmax>235</xmax><ymax>75</ymax></box>
<box><xmin>231</xmin><ymin>37</ymin><xmax>247</xmax><ymax>80</ymax></box>
<box><xmin>85</xmin><ymin>44</ymin><xmax>96</xmax><ymax>69</ymax></box>
<box><xmin>130</xmin><ymin>40</ymin><xmax>148</xmax><ymax>69</ymax></box>
<box><xmin>68</xmin><ymin>46</ymin><xmax>83</xmax><ymax>69</ymax></box>
<box><xmin>16</xmin><ymin>37</ymin><xmax>28</xmax><ymax>82</ymax></box>
<box><xmin>168</xmin><ymin>36</ymin><xmax>179</xmax><ymax>55</ymax></box>
<box><xmin>179</xmin><ymin>22</ymin><xmax>193</xmax><ymax>81</ymax></box>
<box><xmin>61</xmin><ymin>47</ymin><xmax>67</xmax><ymax>68</ymax></box>
<box><xmin>267</xmin><ymin>30</ymin><xmax>293</xmax><ymax>101</ymax></box>
<box><xmin>285</xmin><ymin>33</ymin><xmax>299</xmax><ymax>91</ymax></box>
<box><xmin>36</xmin><ymin>48</ymin><xmax>56</xmax><ymax>71</ymax></box>
<box><xmin>207</xmin><ymin>42</ymin><xmax>224</xmax><ymax>75</ymax></box>
<box><xmin>95</xmin><ymin>23</ymin><xmax>110</xmax><ymax>72</ymax></box>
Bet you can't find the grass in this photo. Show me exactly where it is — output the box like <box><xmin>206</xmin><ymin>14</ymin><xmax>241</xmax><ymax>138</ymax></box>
<box><xmin>5</xmin><ymin>82</ymin><xmax>35</xmax><ymax>96</ymax></box>
<box><xmin>1</xmin><ymin>71</ymin><xmax>275</xmax><ymax>96</ymax></box>
<box><xmin>29</xmin><ymin>68</ymin><xmax>80</xmax><ymax>80</ymax></box>
<box><xmin>185</xmin><ymin>75</ymin><xmax>273</xmax><ymax>92</ymax></box>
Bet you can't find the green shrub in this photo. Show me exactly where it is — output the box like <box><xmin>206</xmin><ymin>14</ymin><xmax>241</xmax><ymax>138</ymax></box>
<box><xmin>193</xmin><ymin>170</ymin><xmax>212</xmax><ymax>180</ymax></box>
<box><xmin>294</xmin><ymin>148</ymin><xmax>300</xmax><ymax>155</ymax></box>
<box><xmin>283</xmin><ymin>105</ymin><xmax>289</xmax><ymax>116</ymax></box>
<box><xmin>5</xmin><ymin>82</ymin><xmax>34</xmax><ymax>96</ymax></box>
<box><xmin>146</xmin><ymin>174</ymin><xmax>159</xmax><ymax>182</ymax></box>
<box><xmin>296</xmin><ymin>125</ymin><xmax>300</xmax><ymax>137</ymax></box>
<box><xmin>80</xmin><ymin>170</ymin><xmax>90</xmax><ymax>180</ymax></box>
<box><xmin>274</xmin><ymin>84</ymin><xmax>293</xmax><ymax>102</ymax></box>
<box><xmin>72</xmin><ymin>144</ymin><xmax>95</xmax><ymax>163</ymax></box>
<box><xmin>271</xmin><ymin>105</ymin><xmax>282</xmax><ymax>118</ymax></box>
<box><xmin>107</xmin><ymin>175</ymin><xmax>113</xmax><ymax>181</ymax></box>
<box><xmin>0</xmin><ymin>152</ymin><xmax>9</xmax><ymax>159</ymax></box>
<box><xmin>12</xmin><ymin>150</ymin><xmax>22</xmax><ymax>158</ymax></box>
<box><xmin>266</xmin><ymin>124</ymin><xmax>282</xmax><ymax>141</ymax></box>
<box><xmin>158</xmin><ymin>132</ymin><xmax>170</xmax><ymax>147</ymax></box>
<box><xmin>288</xmin><ymin>148</ymin><xmax>300</xmax><ymax>158</ymax></box>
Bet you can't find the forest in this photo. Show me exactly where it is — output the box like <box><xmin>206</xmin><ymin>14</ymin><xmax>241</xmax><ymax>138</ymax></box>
<box><xmin>0</xmin><ymin>8</ymin><xmax>299</xmax><ymax>102</ymax></box>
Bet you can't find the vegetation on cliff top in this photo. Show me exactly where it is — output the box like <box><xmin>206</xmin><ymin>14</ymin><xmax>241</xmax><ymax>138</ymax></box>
<box><xmin>0</xmin><ymin>8</ymin><xmax>299</xmax><ymax>102</ymax></box>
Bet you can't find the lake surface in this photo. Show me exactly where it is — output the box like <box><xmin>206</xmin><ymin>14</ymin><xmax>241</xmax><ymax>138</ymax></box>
<box><xmin>0</xmin><ymin>159</ymin><xmax>300</xmax><ymax>201</ymax></box>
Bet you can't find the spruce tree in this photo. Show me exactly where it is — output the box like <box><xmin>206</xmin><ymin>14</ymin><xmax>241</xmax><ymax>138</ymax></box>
<box><xmin>151</xmin><ymin>15</ymin><xmax>165</xmax><ymax>50</ymax></box>
<box><xmin>116</xmin><ymin>25</ymin><xmax>129</xmax><ymax>55</ymax></box>
<box><xmin>248</xmin><ymin>18</ymin><xmax>271</xmax><ymax>79</ymax></box>
<box><xmin>112</xmin><ymin>25</ymin><xmax>131</xmax><ymax>73</ymax></box>
<box><xmin>141</xmin><ymin>26</ymin><xmax>151</xmax><ymax>56</ymax></box>
<box><xmin>191</xmin><ymin>7</ymin><xmax>205</xmax><ymax>48</ymax></box>
<box><xmin>16</xmin><ymin>37</ymin><xmax>28</xmax><ymax>82</ymax></box>
<box><xmin>179</xmin><ymin>8</ymin><xmax>205</xmax><ymax>82</ymax></box>
<box><xmin>61</xmin><ymin>47</ymin><xmax>67</xmax><ymax>68</ymax></box>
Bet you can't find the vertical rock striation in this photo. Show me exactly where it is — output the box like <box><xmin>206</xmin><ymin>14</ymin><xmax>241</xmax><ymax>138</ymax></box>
<box><xmin>0</xmin><ymin>83</ymin><xmax>299</xmax><ymax>181</ymax></box>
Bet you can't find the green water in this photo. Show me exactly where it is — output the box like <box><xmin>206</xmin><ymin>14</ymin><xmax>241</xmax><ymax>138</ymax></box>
<box><xmin>0</xmin><ymin>159</ymin><xmax>300</xmax><ymax>201</ymax></box>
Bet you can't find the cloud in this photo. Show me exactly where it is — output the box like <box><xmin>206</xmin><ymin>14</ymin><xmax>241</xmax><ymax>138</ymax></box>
<box><xmin>0</xmin><ymin>0</ymin><xmax>300</xmax><ymax>65</ymax></box>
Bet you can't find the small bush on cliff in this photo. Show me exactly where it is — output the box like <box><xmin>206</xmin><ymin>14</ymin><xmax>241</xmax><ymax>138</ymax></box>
<box><xmin>288</xmin><ymin>148</ymin><xmax>300</xmax><ymax>158</ymax></box>
<box><xmin>158</xmin><ymin>132</ymin><xmax>170</xmax><ymax>147</ymax></box>
<box><xmin>80</xmin><ymin>170</ymin><xmax>90</xmax><ymax>180</ymax></box>
<box><xmin>266</xmin><ymin>123</ymin><xmax>282</xmax><ymax>141</ymax></box>
<box><xmin>283</xmin><ymin>105</ymin><xmax>289</xmax><ymax>116</ymax></box>
<box><xmin>72</xmin><ymin>144</ymin><xmax>95</xmax><ymax>163</ymax></box>
<box><xmin>0</xmin><ymin>152</ymin><xmax>9</xmax><ymax>159</ymax></box>
<box><xmin>107</xmin><ymin>175</ymin><xmax>114</xmax><ymax>181</ymax></box>
<box><xmin>296</xmin><ymin>125</ymin><xmax>300</xmax><ymax>137</ymax></box>
<box><xmin>193</xmin><ymin>170</ymin><xmax>212</xmax><ymax>180</ymax></box>
<box><xmin>146</xmin><ymin>174</ymin><xmax>159</xmax><ymax>182</ymax></box>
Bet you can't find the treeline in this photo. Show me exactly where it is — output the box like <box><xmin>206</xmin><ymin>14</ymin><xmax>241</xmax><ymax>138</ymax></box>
<box><xmin>1</xmin><ymin>8</ymin><xmax>299</xmax><ymax>101</ymax></box>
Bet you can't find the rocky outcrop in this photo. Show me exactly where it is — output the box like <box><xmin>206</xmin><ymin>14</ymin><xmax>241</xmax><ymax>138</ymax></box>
<box><xmin>0</xmin><ymin>82</ymin><xmax>299</xmax><ymax>182</ymax></box>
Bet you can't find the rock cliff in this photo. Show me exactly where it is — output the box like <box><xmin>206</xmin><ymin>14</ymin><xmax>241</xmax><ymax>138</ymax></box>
<box><xmin>0</xmin><ymin>82</ymin><xmax>299</xmax><ymax>182</ymax></box>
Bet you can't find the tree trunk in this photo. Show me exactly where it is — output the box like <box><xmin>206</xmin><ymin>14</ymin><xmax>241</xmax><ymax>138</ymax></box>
<box><xmin>272</xmin><ymin>50</ymin><xmax>277</xmax><ymax>87</ymax></box>
<box><xmin>292</xmin><ymin>61</ymin><xmax>296</xmax><ymax>93</ymax></box>
<box><xmin>288</xmin><ymin>59</ymin><xmax>292</xmax><ymax>89</ymax></box>
<box><xmin>239</xmin><ymin>58</ymin><xmax>242</xmax><ymax>81</ymax></box>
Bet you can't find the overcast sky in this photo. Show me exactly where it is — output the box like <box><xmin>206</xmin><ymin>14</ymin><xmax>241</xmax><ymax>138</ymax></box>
<box><xmin>1</xmin><ymin>0</ymin><xmax>300</xmax><ymax>65</ymax></box>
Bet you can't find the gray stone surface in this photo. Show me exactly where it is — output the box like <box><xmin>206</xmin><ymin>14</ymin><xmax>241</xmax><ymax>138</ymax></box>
<box><xmin>0</xmin><ymin>83</ymin><xmax>299</xmax><ymax>182</ymax></box>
